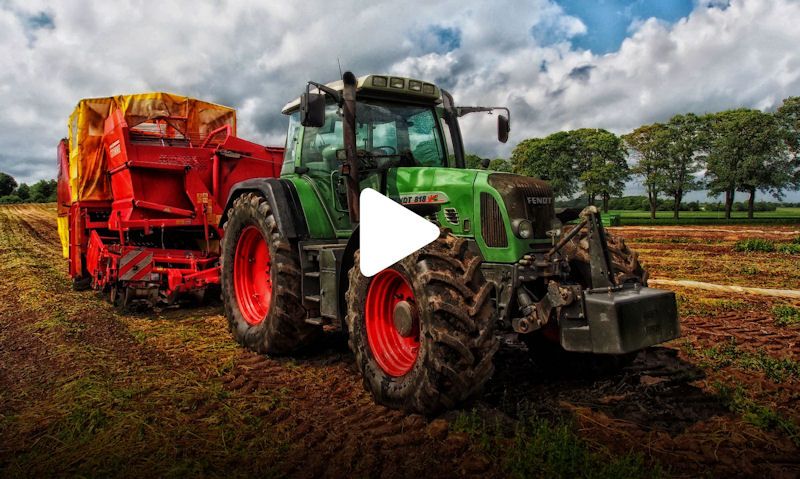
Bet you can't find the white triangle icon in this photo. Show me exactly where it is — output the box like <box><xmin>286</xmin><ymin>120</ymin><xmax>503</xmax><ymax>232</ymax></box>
<box><xmin>359</xmin><ymin>188</ymin><xmax>440</xmax><ymax>277</ymax></box>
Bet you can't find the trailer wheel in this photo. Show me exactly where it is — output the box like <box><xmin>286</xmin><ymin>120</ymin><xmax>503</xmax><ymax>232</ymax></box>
<box><xmin>221</xmin><ymin>193</ymin><xmax>317</xmax><ymax>355</ymax></box>
<box><xmin>72</xmin><ymin>275</ymin><xmax>92</xmax><ymax>291</ymax></box>
<box><xmin>110</xmin><ymin>284</ymin><xmax>131</xmax><ymax>313</ymax></box>
<box><xmin>346</xmin><ymin>233</ymin><xmax>497</xmax><ymax>414</ymax></box>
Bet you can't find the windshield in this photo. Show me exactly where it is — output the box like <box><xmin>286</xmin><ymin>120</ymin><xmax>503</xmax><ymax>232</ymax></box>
<box><xmin>299</xmin><ymin>100</ymin><xmax>448</xmax><ymax>172</ymax></box>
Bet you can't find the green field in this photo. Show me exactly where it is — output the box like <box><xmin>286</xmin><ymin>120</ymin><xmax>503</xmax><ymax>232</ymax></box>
<box><xmin>605</xmin><ymin>208</ymin><xmax>800</xmax><ymax>225</ymax></box>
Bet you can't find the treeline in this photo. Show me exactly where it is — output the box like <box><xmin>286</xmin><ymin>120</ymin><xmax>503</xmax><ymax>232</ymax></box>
<box><xmin>508</xmin><ymin>97</ymin><xmax>800</xmax><ymax>219</ymax></box>
<box><xmin>0</xmin><ymin>172</ymin><xmax>57</xmax><ymax>204</ymax></box>
<box><xmin>558</xmin><ymin>195</ymin><xmax>798</xmax><ymax>212</ymax></box>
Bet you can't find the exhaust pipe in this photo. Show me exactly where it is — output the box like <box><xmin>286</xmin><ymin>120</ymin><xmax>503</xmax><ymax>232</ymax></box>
<box><xmin>341</xmin><ymin>71</ymin><xmax>360</xmax><ymax>223</ymax></box>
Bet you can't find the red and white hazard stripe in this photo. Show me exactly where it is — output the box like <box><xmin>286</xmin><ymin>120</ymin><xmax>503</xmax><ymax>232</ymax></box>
<box><xmin>118</xmin><ymin>249</ymin><xmax>153</xmax><ymax>281</ymax></box>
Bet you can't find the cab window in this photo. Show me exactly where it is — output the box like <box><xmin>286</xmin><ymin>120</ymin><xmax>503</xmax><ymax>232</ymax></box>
<box><xmin>281</xmin><ymin>112</ymin><xmax>301</xmax><ymax>175</ymax></box>
<box><xmin>299</xmin><ymin>100</ymin><xmax>447</xmax><ymax>171</ymax></box>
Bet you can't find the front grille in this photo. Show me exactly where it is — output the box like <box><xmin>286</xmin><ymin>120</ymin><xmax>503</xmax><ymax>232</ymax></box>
<box><xmin>443</xmin><ymin>207</ymin><xmax>459</xmax><ymax>224</ymax></box>
<box><xmin>480</xmin><ymin>193</ymin><xmax>508</xmax><ymax>247</ymax></box>
<box><xmin>487</xmin><ymin>173</ymin><xmax>554</xmax><ymax>239</ymax></box>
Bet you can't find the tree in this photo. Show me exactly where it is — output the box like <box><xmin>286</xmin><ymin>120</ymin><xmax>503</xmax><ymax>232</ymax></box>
<box><xmin>464</xmin><ymin>154</ymin><xmax>513</xmax><ymax>172</ymax></box>
<box><xmin>512</xmin><ymin>129</ymin><xmax>629</xmax><ymax>210</ymax></box>
<box><xmin>705</xmin><ymin>109</ymin><xmax>791</xmax><ymax>219</ymax></box>
<box><xmin>662</xmin><ymin>114</ymin><xmax>704</xmax><ymax>219</ymax></box>
<box><xmin>737</xmin><ymin>113</ymin><xmax>792</xmax><ymax>218</ymax></box>
<box><xmin>775</xmin><ymin>96</ymin><xmax>800</xmax><ymax>188</ymax></box>
<box><xmin>0</xmin><ymin>172</ymin><xmax>17</xmax><ymax>197</ymax></box>
<box><xmin>15</xmin><ymin>183</ymin><xmax>30</xmax><ymax>201</ymax></box>
<box><xmin>29</xmin><ymin>179</ymin><xmax>57</xmax><ymax>202</ymax></box>
<box><xmin>488</xmin><ymin>158</ymin><xmax>512</xmax><ymax>172</ymax></box>
<box><xmin>512</xmin><ymin>132</ymin><xmax>580</xmax><ymax>198</ymax></box>
<box><xmin>623</xmin><ymin>123</ymin><xmax>670</xmax><ymax>219</ymax></box>
<box><xmin>572</xmin><ymin>129</ymin><xmax>629</xmax><ymax>212</ymax></box>
<box><xmin>464</xmin><ymin>153</ymin><xmax>484</xmax><ymax>169</ymax></box>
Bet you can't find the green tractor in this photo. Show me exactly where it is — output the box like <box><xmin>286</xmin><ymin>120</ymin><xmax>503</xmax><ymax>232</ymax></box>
<box><xmin>219</xmin><ymin>72</ymin><xmax>680</xmax><ymax>414</ymax></box>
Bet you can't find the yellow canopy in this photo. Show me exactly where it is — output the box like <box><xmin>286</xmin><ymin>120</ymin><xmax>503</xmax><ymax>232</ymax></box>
<box><xmin>66</xmin><ymin>92</ymin><xmax>237</xmax><ymax>202</ymax></box>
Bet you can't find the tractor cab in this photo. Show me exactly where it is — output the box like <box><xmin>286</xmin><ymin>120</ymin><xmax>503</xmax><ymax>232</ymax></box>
<box><xmin>279</xmin><ymin>74</ymin><xmax>509</xmax><ymax>235</ymax></box>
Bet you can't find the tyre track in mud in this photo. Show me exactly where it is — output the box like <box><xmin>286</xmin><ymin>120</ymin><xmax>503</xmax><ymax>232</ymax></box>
<box><xmin>684</xmin><ymin>310</ymin><xmax>800</xmax><ymax>359</ymax></box>
<box><xmin>217</xmin><ymin>347</ymin><xmax>488</xmax><ymax>478</ymax></box>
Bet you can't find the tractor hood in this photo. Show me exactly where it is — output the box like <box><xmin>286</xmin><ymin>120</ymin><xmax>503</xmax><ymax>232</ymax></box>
<box><xmin>386</xmin><ymin>168</ymin><xmax>555</xmax><ymax>263</ymax></box>
<box><xmin>486</xmin><ymin>173</ymin><xmax>555</xmax><ymax>240</ymax></box>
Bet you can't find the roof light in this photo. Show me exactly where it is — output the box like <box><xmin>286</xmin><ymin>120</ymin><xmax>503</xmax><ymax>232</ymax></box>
<box><xmin>422</xmin><ymin>84</ymin><xmax>435</xmax><ymax>94</ymax></box>
<box><xmin>372</xmin><ymin>76</ymin><xmax>388</xmax><ymax>87</ymax></box>
<box><xmin>390</xmin><ymin>77</ymin><xmax>405</xmax><ymax>89</ymax></box>
<box><xmin>408</xmin><ymin>80</ymin><xmax>422</xmax><ymax>92</ymax></box>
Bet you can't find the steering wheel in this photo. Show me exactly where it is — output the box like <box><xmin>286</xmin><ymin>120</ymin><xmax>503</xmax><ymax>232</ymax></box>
<box><xmin>372</xmin><ymin>145</ymin><xmax>397</xmax><ymax>155</ymax></box>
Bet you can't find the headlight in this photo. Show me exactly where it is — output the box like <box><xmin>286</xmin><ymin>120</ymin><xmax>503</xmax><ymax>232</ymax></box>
<box><xmin>512</xmin><ymin>219</ymin><xmax>533</xmax><ymax>239</ymax></box>
<box><xmin>546</xmin><ymin>218</ymin><xmax>562</xmax><ymax>240</ymax></box>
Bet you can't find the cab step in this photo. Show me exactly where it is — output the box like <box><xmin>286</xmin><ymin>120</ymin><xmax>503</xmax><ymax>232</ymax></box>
<box><xmin>305</xmin><ymin>294</ymin><xmax>321</xmax><ymax>303</ymax></box>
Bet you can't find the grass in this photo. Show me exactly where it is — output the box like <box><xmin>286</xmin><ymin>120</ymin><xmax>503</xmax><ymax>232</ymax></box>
<box><xmin>606</xmin><ymin>207</ymin><xmax>800</xmax><ymax>225</ymax></box>
<box><xmin>777</xmin><ymin>243</ymin><xmax>800</xmax><ymax>254</ymax></box>
<box><xmin>733</xmin><ymin>238</ymin><xmax>776</xmax><ymax>252</ymax></box>
<box><xmin>773</xmin><ymin>305</ymin><xmax>800</xmax><ymax>327</ymax></box>
<box><xmin>451</xmin><ymin>410</ymin><xmax>660</xmax><ymax>479</ymax></box>
<box><xmin>739</xmin><ymin>264</ymin><xmax>760</xmax><ymax>275</ymax></box>
<box><xmin>732</xmin><ymin>238</ymin><xmax>800</xmax><ymax>254</ymax></box>
<box><xmin>676</xmin><ymin>294</ymin><xmax>749</xmax><ymax>317</ymax></box>
<box><xmin>713</xmin><ymin>382</ymin><xmax>800</xmax><ymax>447</ymax></box>
<box><xmin>685</xmin><ymin>338</ymin><xmax>800</xmax><ymax>383</ymax></box>
<box><xmin>628</xmin><ymin>237</ymin><xmax>723</xmax><ymax>245</ymax></box>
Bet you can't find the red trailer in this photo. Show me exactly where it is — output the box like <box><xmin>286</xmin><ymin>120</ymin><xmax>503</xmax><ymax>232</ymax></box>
<box><xmin>57</xmin><ymin>93</ymin><xmax>283</xmax><ymax>309</ymax></box>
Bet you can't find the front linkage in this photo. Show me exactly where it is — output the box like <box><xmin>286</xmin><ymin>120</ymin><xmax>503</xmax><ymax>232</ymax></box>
<box><xmin>489</xmin><ymin>206</ymin><xmax>680</xmax><ymax>355</ymax></box>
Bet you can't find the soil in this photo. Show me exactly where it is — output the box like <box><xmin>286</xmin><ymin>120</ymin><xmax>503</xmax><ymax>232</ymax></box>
<box><xmin>1</xmin><ymin>205</ymin><xmax>799</xmax><ymax>478</ymax></box>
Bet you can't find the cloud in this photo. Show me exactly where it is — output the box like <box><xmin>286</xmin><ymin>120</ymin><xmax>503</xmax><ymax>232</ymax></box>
<box><xmin>0</xmin><ymin>0</ymin><xmax>798</xmax><ymax>198</ymax></box>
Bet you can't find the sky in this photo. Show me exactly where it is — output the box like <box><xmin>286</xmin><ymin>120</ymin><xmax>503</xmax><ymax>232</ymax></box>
<box><xmin>1</xmin><ymin>0</ymin><xmax>799</xmax><ymax>201</ymax></box>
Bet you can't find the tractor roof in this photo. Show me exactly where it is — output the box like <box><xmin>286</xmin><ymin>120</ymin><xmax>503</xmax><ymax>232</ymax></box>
<box><xmin>281</xmin><ymin>75</ymin><xmax>441</xmax><ymax>114</ymax></box>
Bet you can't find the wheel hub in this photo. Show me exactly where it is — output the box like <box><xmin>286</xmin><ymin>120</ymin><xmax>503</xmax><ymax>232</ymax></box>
<box><xmin>393</xmin><ymin>300</ymin><xmax>416</xmax><ymax>337</ymax></box>
<box><xmin>233</xmin><ymin>225</ymin><xmax>272</xmax><ymax>326</ymax></box>
<box><xmin>365</xmin><ymin>269</ymin><xmax>420</xmax><ymax>377</ymax></box>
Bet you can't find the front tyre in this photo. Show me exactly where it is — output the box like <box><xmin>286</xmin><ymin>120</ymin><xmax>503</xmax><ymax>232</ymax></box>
<box><xmin>346</xmin><ymin>233</ymin><xmax>498</xmax><ymax>414</ymax></box>
<box><xmin>221</xmin><ymin>193</ymin><xmax>317</xmax><ymax>355</ymax></box>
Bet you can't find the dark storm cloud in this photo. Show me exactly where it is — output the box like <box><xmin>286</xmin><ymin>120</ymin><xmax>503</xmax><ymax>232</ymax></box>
<box><xmin>26</xmin><ymin>11</ymin><xmax>54</xmax><ymax>29</ymax></box>
<box><xmin>567</xmin><ymin>64</ymin><xmax>594</xmax><ymax>82</ymax></box>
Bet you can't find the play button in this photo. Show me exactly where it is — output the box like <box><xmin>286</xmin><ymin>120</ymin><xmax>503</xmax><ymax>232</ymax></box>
<box><xmin>359</xmin><ymin>188</ymin><xmax>440</xmax><ymax>277</ymax></box>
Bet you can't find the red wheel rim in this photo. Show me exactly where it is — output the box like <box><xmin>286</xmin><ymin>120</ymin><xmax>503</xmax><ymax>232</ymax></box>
<box><xmin>233</xmin><ymin>225</ymin><xmax>272</xmax><ymax>326</ymax></box>
<box><xmin>365</xmin><ymin>269</ymin><xmax>420</xmax><ymax>377</ymax></box>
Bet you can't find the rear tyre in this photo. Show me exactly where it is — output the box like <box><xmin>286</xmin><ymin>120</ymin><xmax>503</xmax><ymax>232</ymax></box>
<box><xmin>221</xmin><ymin>193</ymin><xmax>317</xmax><ymax>355</ymax></box>
<box><xmin>346</xmin><ymin>233</ymin><xmax>497</xmax><ymax>414</ymax></box>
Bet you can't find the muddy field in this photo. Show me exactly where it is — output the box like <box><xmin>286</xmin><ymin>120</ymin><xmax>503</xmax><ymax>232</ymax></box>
<box><xmin>1</xmin><ymin>204</ymin><xmax>799</xmax><ymax>478</ymax></box>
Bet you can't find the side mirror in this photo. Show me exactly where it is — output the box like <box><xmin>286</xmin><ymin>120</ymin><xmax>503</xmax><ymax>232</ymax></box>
<box><xmin>480</xmin><ymin>158</ymin><xmax>491</xmax><ymax>169</ymax></box>
<box><xmin>498</xmin><ymin>115</ymin><xmax>510</xmax><ymax>143</ymax></box>
<box><xmin>300</xmin><ymin>92</ymin><xmax>326</xmax><ymax>128</ymax></box>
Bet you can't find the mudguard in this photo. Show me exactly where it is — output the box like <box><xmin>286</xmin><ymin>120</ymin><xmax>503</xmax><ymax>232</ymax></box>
<box><xmin>220</xmin><ymin>178</ymin><xmax>308</xmax><ymax>239</ymax></box>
